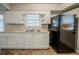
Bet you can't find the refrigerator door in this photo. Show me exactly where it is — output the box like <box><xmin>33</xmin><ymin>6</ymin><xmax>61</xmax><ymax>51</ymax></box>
<box><xmin>48</xmin><ymin>16</ymin><xmax>59</xmax><ymax>31</ymax></box>
<box><xmin>59</xmin><ymin>15</ymin><xmax>76</xmax><ymax>53</ymax></box>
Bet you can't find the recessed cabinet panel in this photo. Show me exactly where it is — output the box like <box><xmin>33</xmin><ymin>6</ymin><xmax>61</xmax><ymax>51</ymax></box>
<box><xmin>17</xmin><ymin>33</ymin><xmax>25</xmax><ymax>48</ymax></box>
<box><xmin>8</xmin><ymin>33</ymin><xmax>17</xmax><ymax>48</ymax></box>
<box><xmin>24</xmin><ymin>33</ymin><xmax>33</xmax><ymax>49</ymax></box>
<box><xmin>34</xmin><ymin>33</ymin><xmax>49</xmax><ymax>49</ymax></box>
<box><xmin>40</xmin><ymin>11</ymin><xmax>50</xmax><ymax>24</ymax></box>
<box><xmin>43</xmin><ymin>34</ymin><xmax>49</xmax><ymax>48</ymax></box>
<box><xmin>4</xmin><ymin>11</ymin><xmax>24</xmax><ymax>24</ymax></box>
<box><xmin>0</xmin><ymin>33</ymin><xmax>8</xmax><ymax>48</ymax></box>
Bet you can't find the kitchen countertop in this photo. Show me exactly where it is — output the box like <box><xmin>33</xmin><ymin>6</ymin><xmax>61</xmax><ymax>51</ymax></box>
<box><xmin>0</xmin><ymin>31</ymin><xmax>49</xmax><ymax>33</ymax></box>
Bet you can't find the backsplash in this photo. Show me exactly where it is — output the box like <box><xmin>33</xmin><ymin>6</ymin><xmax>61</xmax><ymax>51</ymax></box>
<box><xmin>5</xmin><ymin>24</ymin><xmax>48</xmax><ymax>32</ymax></box>
<box><xmin>5</xmin><ymin>24</ymin><xmax>25</xmax><ymax>32</ymax></box>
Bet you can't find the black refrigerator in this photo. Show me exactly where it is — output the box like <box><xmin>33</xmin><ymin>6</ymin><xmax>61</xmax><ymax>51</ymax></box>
<box><xmin>48</xmin><ymin>15</ymin><xmax>60</xmax><ymax>47</ymax></box>
<box><xmin>48</xmin><ymin>14</ymin><xmax>78</xmax><ymax>53</ymax></box>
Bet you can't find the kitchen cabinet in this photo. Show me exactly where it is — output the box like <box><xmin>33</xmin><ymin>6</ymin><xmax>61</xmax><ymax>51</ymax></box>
<box><xmin>40</xmin><ymin>11</ymin><xmax>50</xmax><ymax>24</ymax></box>
<box><xmin>4</xmin><ymin>11</ymin><xmax>24</xmax><ymax>24</ymax></box>
<box><xmin>0</xmin><ymin>32</ymin><xmax>49</xmax><ymax>49</ymax></box>
<box><xmin>17</xmin><ymin>33</ymin><xmax>25</xmax><ymax>48</ymax></box>
<box><xmin>24</xmin><ymin>33</ymin><xmax>33</xmax><ymax>49</ymax></box>
<box><xmin>8</xmin><ymin>33</ymin><xmax>17</xmax><ymax>48</ymax></box>
<box><xmin>4</xmin><ymin>11</ymin><xmax>50</xmax><ymax>24</ymax></box>
<box><xmin>23</xmin><ymin>11</ymin><xmax>50</xmax><ymax>24</ymax></box>
<box><xmin>34</xmin><ymin>33</ymin><xmax>49</xmax><ymax>49</ymax></box>
<box><xmin>0</xmin><ymin>33</ymin><xmax>8</xmax><ymax>48</ymax></box>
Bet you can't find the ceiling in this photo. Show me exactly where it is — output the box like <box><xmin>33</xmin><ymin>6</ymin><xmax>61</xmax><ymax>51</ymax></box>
<box><xmin>0</xmin><ymin>3</ymin><xmax>78</xmax><ymax>14</ymax></box>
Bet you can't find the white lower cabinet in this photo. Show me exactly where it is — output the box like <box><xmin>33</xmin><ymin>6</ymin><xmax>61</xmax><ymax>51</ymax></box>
<box><xmin>0</xmin><ymin>33</ymin><xmax>8</xmax><ymax>48</ymax></box>
<box><xmin>0</xmin><ymin>32</ymin><xmax>49</xmax><ymax>49</ymax></box>
<box><xmin>24</xmin><ymin>33</ymin><xmax>33</xmax><ymax>49</ymax></box>
<box><xmin>34</xmin><ymin>33</ymin><xmax>49</xmax><ymax>49</ymax></box>
<box><xmin>8</xmin><ymin>33</ymin><xmax>17</xmax><ymax>48</ymax></box>
<box><xmin>17</xmin><ymin>33</ymin><xmax>25</xmax><ymax>48</ymax></box>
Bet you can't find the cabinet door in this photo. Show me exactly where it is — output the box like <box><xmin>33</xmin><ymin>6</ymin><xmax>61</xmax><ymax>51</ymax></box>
<box><xmin>40</xmin><ymin>11</ymin><xmax>50</xmax><ymax>24</ymax></box>
<box><xmin>8</xmin><ymin>33</ymin><xmax>17</xmax><ymax>48</ymax></box>
<box><xmin>43</xmin><ymin>33</ymin><xmax>49</xmax><ymax>48</ymax></box>
<box><xmin>34</xmin><ymin>33</ymin><xmax>49</xmax><ymax>49</ymax></box>
<box><xmin>17</xmin><ymin>33</ymin><xmax>25</xmax><ymax>48</ymax></box>
<box><xmin>0</xmin><ymin>33</ymin><xmax>8</xmax><ymax>48</ymax></box>
<box><xmin>16</xmin><ymin>11</ymin><xmax>24</xmax><ymax>24</ymax></box>
<box><xmin>24</xmin><ymin>33</ymin><xmax>33</xmax><ymax>49</ymax></box>
<box><xmin>4</xmin><ymin>11</ymin><xmax>24</xmax><ymax>24</ymax></box>
<box><xmin>4</xmin><ymin>11</ymin><xmax>16</xmax><ymax>23</ymax></box>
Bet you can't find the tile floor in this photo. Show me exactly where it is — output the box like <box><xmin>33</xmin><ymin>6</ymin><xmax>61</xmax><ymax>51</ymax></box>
<box><xmin>0</xmin><ymin>46</ymin><xmax>78</xmax><ymax>55</ymax></box>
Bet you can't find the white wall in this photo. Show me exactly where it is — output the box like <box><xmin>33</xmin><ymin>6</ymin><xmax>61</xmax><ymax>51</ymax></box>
<box><xmin>64</xmin><ymin>8</ymin><xmax>79</xmax><ymax>17</ymax></box>
<box><xmin>61</xmin><ymin>3</ymin><xmax>74</xmax><ymax>10</ymax></box>
<box><xmin>1</xmin><ymin>3</ymin><xmax>10</xmax><ymax>10</ymax></box>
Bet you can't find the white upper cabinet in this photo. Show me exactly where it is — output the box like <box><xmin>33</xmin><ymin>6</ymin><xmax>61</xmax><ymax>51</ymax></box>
<box><xmin>4</xmin><ymin>11</ymin><xmax>24</xmax><ymax>24</ymax></box>
<box><xmin>23</xmin><ymin>11</ymin><xmax>50</xmax><ymax>24</ymax></box>
<box><xmin>39</xmin><ymin>11</ymin><xmax>50</xmax><ymax>24</ymax></box>
<box><xmin>4</xmin><ymin>11</ymin><xmax>50</xmax><ymax>24</ymax></box>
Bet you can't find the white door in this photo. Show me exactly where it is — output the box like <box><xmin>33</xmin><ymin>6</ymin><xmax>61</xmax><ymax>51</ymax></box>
<box><xmin>8</xmin><ymin>33</ymin><xmax>17</xmax><ymax>48</ymax></box>
<box><xmin>17</xmin><ymin>33</ymin><xmax>25</xmax><ymax>48</ymax></box>
<box><xmin>0</xmin><ymin>33</ymin><xmax>8</xmax><ymax>48</ymax></box>
<box><xmin>24</xmin><ymin>33</ymin><xmax>33</xmax><ymax>49</ymax></box>
<box><xmin>34</xmin><ymin>33</ymin><xmax>49</xmax><ymax>49</ymax></box>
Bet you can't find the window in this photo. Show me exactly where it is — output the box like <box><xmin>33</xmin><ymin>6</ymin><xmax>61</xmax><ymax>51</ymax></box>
<box><xmin>25</xmin><ymin>13</ymin><xmax>40</xmax><ymax>27</ymax></box>
<box><xmin>24</xmin><ymin>13</ymin><xmax>41</xmax><ymax>30</ymax></box>
<box><xmin>0</xmin><ymin>15</ymin><xmax>4</xmax><ymax>32</ymax></box>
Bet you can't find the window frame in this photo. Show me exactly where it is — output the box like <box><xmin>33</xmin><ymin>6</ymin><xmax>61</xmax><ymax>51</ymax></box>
<box><xmin>24</xmin><ymin>13</ymin><xmax>41</xmax><ymax>30</ymax></box>
<box><xmin>0</xmin><ymin>14</ymin><xmax>5</xmax><ymax>32</ymax></box>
